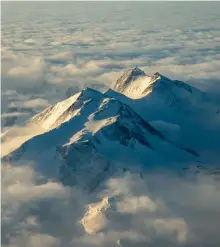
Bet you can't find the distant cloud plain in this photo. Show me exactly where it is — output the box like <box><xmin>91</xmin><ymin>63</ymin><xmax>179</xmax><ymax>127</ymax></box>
<box><xmin>2</xmin><ymin>2</ymin><xmax>220</xmax><ymax>126</ymax></box>
<box><xmin>1</xmin><ymin>2</ymin><xmax>220</xmax><ymax>247</ymax></box>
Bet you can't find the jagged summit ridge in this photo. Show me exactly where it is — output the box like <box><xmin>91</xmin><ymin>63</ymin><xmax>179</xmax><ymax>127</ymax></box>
<box><xmin>111</xmin><ymin>67</ymin><xmax>198</xmax><ymax>104</ymax></box>
<box><xmin>30</xmin><ymin>87</ymin><xmax>104</xmax><ymax>131</ymax></box>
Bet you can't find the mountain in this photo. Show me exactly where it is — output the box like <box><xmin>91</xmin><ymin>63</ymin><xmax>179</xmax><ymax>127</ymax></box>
<box><xmin>30</xmin><ymin>91</ymin><xmax>82</xmax><ymax>131</ymax></box>
<box><xmin>110</xmin><ymin>68</ymin><xmax>219</xmax><ymax>132</ymax></box>
<box><xmin>113</xmin><ymin>69</ymin><xmax>196</xmax><ymax>99</ymax></box>
<box><xmin>2</xmin><ymin>67</ymin><xmax>220</xmax><ymax>191</ymax></box>
<box><xmin>111</xmin><ymin>68</ymin><xmax>208</xmax><ymax>116</ymax></box>
<box><xmin>107</xmin><ymin>68</ymin><xmax>220</xmax><ymax>164</ymax></box>
<box><xmin>2</xmin><ymin>85</ymin><xmax>201</xmax><ymax>190</ymax></box>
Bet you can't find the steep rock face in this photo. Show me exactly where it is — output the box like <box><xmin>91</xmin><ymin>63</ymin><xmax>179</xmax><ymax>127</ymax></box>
<box><xmin>57</xmin><ymin>141</ymin><xmax>113</xmax><ymax>192</ymax></box>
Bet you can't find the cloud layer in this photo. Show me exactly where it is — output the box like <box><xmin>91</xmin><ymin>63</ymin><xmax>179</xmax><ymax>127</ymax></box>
<box><xmin>2</xmin><ymin>2</ymin><xmax>220</xmax><ymax>128</ymax></box>
<box><xmin>2</xmin><ymin>163</ymin><xmax>220</xmax><ymax>247</ymax></box>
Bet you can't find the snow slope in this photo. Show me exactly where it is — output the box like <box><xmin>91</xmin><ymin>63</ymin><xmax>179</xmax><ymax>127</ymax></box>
<box><xmin>2</xmin><ymin>86</ymin><xmax>200</xmax><ymax>190</ymax></box>
<box><xmin>30</xmin><ymin>91</ymin><xmax>82</xmax><ymax>130</ymax></box>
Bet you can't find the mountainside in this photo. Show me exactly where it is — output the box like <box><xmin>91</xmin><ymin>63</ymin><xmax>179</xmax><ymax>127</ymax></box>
<box><xmin>30</xmin><ymin>91</ymin><xmax>82</xmax><ymax>131</ymax></box>
<box><xmin>111</xmin><ymin>68</ymin><xmax>207</xmax><ymax>113</ymax></box>
<box><xmin>108</xmin><ymin>68</ymin><xmax>220</xmax><ymax>165</ymax></box>
<box><xmin>2</xmin><ymin>67</ymin><xmax>220</xmax><ymax>191</ymax></box>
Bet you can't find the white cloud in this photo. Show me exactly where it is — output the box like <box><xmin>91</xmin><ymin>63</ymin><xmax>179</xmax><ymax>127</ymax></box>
<box><xmin>2</xmin><ymin>2</ymin><xmax>220</xmax><ymax>125</ymax></box>
<box><xmin>1</xmin><ymin>112</ymin><xmax>29</xmax><ymax>119</ymax></box>
<box><xmin>24</xmin><ymin>38</ymin><xmax>37</xmax><ymax>45</ymax></box>
<box><xmin>49</xmin><ymin>52</ymin><xmax>73</xmax><ymax>62</ymax></box>
<box><xmin>9</xmin><ymin>98</ymin><xmax>50</xmax><ymax>109</ymax></box>
<box><xmin>2</xmin><ymin>163</ymin><xmax>220</xmax><ymax>247</ymax></box>
<box><xmin>116</xmin><ymin>195</ymin><xmax>157</xmax><ymax>213</ymax></box>
<box><xmin>1</xmin><ymin>124</ymin><xmax>43</xmax><ymax>156</ymax></box>
<box><xmin>7</xmin><ymin>56</ymin><xmax>45</xmax><ymax>79</ymax></box>
<box><xmin>153</xmin><ymin>218</ymin><xmax>188</xmax><ymax>244</ymax></box>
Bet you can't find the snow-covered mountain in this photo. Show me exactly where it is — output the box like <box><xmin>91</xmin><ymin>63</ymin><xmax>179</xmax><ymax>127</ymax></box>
<box><xmin>108</xmin><ymin>68</ymin><xmax>220</xmax><ymax>165</ymax></box>
<box><xmin>2</xmin><ymin>67</ymin><xmax>219</xmax><ymax>191</ymax></box>
<box><xmin>110</xmin><ymin>68</ymin><xmax>209</xmax><ymax>116</ymax></box>
<box><xmin>113</xmin><ymin>68</ymin><xmax>197</xmax><ymax>100</ymax></box>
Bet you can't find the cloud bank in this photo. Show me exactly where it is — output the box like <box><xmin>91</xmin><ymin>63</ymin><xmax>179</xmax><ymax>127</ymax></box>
<box><xmin>2</xmin><ymin>162</ymin><xmax>220</xmax><ymax>247</ymax></box>
<box><xmin>2</xmin><ymin>2</ymin><xmax>220</xmax><ymax>129</ymax></box>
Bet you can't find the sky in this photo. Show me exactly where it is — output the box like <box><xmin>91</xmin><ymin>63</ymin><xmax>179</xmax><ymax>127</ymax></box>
<box><xmin>1</xmin><ymin>2</ymin><xmax>220</xmax><ymax>247</ymax></box>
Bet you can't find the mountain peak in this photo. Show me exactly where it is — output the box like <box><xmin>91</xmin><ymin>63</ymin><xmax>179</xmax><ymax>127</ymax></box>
<box><xmin>82</xmin><ymin>87</ymin><xmax>98</xmax><ymax>93</ymax></box>
<box><xmin>113</xmin><ymin>67</ymin><xmax>146</xmax><ymax>92</ymax></box>
<box><xmin>111</xmin><ymin>67</ymin><xmax>198</xmax><ymax>102</ymax></box>
<box><xmin>30</xmin><ymin>87</ymin><xmax>105</xmax><ymax>132</ymax></box>
<box><xmin>130</xmin><ymin>66</ymin><xmax>145</xmax><ymax>76</ymax></box>
<box><xmin>153</xmin><ymin>72</ymin><xmax>161</xmax><ymax>78</ymax></box>
<box><xmin>79</xmin><ymin>87</ymin><xmax>104</xmax><ymax>102</ymax></box>
<box><xmin>152</xmin><ymin>72</ymin><xmax>170</xmax><ymax>81</ymax></box>
<box><xmin>80</xmin><ymin>87</ymin><xmax>102</xmax><ymax>97</ymax></box>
